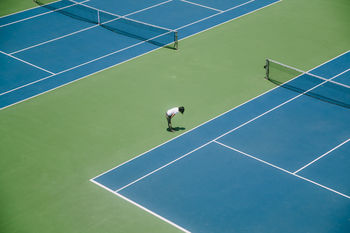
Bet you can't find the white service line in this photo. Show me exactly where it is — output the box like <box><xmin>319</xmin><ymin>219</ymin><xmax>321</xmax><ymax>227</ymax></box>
<box><xmin>214</xmin><ymin>141</ymin><xmax>350</xmax><ymax>199</ymax></box>
<box><xmin>293</xmin><ymin>138</ymin><xmax>350</xmax><ymax>174</ymax></box>
<box><xmin>113</xmin><ymin>67</ymin><xmax>350</xmax><ymax>193</ymax></box>
<box><xmin>176</xmin><ymin>0</ymin><xmax>255</xmax><ymax>30</ymax></box>
<box><xmin>115</xmin><ymin>141</ymin><xmax>213</xmax><ymax>192</ymax></box>
<box><xmin>10</xmin><ymin>24</ymin><xmax>99</xmax><ymax>55</ymax></box>
<box><xmin>180</xmin><ymin>0</ymin><xmax>223</xmax><ymax>12</ymax></box>
<box><xmin>0</xmin><ymin>50</ymin><xmax>55</xmax><ymax>74</ymax></box>
<box><xmin>123</xmin><ymin>0</ymin><xmax>173</xmax><ymax>17</ymax></box>
<box><xmin>0</xmin><ymin>0</ymin><xmax>90</xmax><ymax>28</ymax></box>
<box><xmin>214</xmin><ymin>141</ymin><xmax>292</xmax><ymax>174</ymax></box>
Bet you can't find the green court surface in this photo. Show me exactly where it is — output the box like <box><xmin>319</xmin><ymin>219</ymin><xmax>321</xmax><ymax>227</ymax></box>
<box><xmin>0</xmin><ymin>0</ymin><xmax>349</xmax><ymax>232</ymax></box>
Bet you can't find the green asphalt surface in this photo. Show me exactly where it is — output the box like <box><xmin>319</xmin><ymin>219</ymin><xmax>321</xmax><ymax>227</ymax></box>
<box><xmin>1</xmin><ymin>0</ymin><xmax>349</xmax><ymax>232</ymax></box>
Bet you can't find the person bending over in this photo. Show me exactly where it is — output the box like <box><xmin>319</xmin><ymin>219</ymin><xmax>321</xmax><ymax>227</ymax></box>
<box><xmin>165</xmin><ymin>106</ymin><xmax>185</xmax><ymax>132</ymax></box>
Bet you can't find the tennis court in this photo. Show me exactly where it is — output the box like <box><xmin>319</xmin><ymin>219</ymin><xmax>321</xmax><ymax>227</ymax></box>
<box><xmin>1</xmin><ymin>0</ymin><xmax>349</xmax><ymax>233</ymax></box>
<box><xmin>92</xmin><ymin>51</ymin><xmax>350</xmax><ymax>232</ymax></box>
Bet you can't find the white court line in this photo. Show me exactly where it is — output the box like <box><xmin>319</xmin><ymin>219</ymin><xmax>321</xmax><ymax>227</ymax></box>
<box><xmin>180</xmin><ymin>0</ymin><xmax>223</xmax><ymax>12</ymax></box>
<box><xmin>123</xmin><ymin>0</ymin><xmax>173</xmax><ymax>17</ymax></box>
<box><xmin>116</xmin><ymin>191</ymin><xmax>191</xmax><ymax>233</ymax></box>
<box><xmin>214</xmin><ymin>141</ymin><xmax>350</xmax><ymax>199</ymax></box>
<box><xmin>0</xmin><ymin>0</ymin><xmax>90</xmax><ymax>28</ymax></box>
<box><xmin>0</xmin><ymin>50</ymin><xmax>55</xmax><ymax>74</ymax></box>
<box><xmin>89</xmin><ymin>179</ymin><xmax>191</xmax><ymax>233</ymax></box>
<box><xmin>176</xmin><ymin>0</ymin><xmax>256</xmax><ymax>30</ymax></box>
<box><xmin>116</xmin><ymin>141</ymin><xmax>213</xmax><ymax>192</ymax></box>
<box><xmin>293</xmin><ymin>138</ymin><xmax>350</xmax><ymax>174</ymax></box>
<box><xmin>10</xmin><ymin>24</ymin><xmax>99</xmax><ymax>55</ymax></box>
<box><xmin>113</xmin><ymin>68</ymin><xmax>349</xmax><ymax>193</ymax></box>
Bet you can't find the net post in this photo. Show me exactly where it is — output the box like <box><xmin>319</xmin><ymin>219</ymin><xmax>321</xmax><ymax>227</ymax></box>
<box><xmin>264</xmin><ymin>59</ymin><xmax>270</xmax><ymax>80</ymax></box>
<box><xmin>174</xmin><ymin>31</ymin><xmax>178</xmax><ymax>50</ymax></box>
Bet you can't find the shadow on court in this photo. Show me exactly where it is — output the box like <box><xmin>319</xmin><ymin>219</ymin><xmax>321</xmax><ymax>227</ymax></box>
<box><xmin>167</xmin><ymin>127</ymin><xmax>186</xmax><ymax>132</ymax></box>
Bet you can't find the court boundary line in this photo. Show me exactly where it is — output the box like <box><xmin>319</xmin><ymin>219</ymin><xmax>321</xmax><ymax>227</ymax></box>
<box><xmin>1</xmin><ymin>0</ymin><xmax>282</xmax><ymax>108</ymax></box>
<box><xmin>0</xmin><ymin>50</ymin><xmax>55</xmax><ymax>74</ymax></box>
<box><xmin>214</xmin><ymin>141</ymin><xmax>350</xmax><ymax>199</ymax></box>
<box><xmin>293</xmin><ymin>138</ymin><xmax>350</xmax><ymax>174</ymax></box>
<box><xmin>180</xmin><ymin>0</ymin><xmax>223</xmax><ymax>12</ymax></box>
<box><xmin>90</xmin><ymin>50</ymin><xmax>349</xmax><ymax>182</ymax></box>
<box><xmin>113</xmin><ymin>68</ymin><xmax>349</xmax><ymax>193</ymax></box>
<box><xmin>89</xmin><ymin>179</ymin><xmax>191</xmax><ymax>233</ymax></box>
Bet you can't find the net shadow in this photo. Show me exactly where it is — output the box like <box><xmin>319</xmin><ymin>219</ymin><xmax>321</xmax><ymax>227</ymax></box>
<box><xmin>267</xmin><ymin>77</ymin><xmax>350</xmax><ymax>110</ymax></box>
<box><xmin>34</xmin><ymin>0</ymin><xmax>178</xmax><ymax>49</ymax></box>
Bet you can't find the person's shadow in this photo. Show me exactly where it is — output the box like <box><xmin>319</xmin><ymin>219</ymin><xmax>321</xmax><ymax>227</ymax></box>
<box><xmin>167</xmin><ymin>127</ymin><xmax>186</xmax><ymax>132</ymax></box>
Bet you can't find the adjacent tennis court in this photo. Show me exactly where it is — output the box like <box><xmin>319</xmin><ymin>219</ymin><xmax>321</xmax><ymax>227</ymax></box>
<box><xmin>0</xmin><ymin>0</ymin><xmax>279</xmax><ymax>109</ymax></box>
<box><xmin>1</xmin><ymin>0</ymin><xmax>349</xmax><ymax>233</ymax></box>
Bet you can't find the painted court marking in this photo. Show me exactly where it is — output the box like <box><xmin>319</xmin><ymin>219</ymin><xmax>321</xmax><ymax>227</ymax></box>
<box><xmin>180</xmin><ymin>0</ymin><xmax>224</xmax><ymax>13</ymax></box>
<box><xmin>214</xmin><ymin>141</ymin><xmax>350</xmax><ymax>199</ymax></box>
<box><xmin>0</xmin><ymin>50</ymin><xmax>55</xmax><ymax>74</ymax></box>
<box><xmin>293</xmin><ymin>138</ymin><xmax>350</xmax><ymax>174</ymax></box>
<box><xmin>89</xmin><ymin>178</ymin><xmax>191</xmax><ymax>233</ymax></box>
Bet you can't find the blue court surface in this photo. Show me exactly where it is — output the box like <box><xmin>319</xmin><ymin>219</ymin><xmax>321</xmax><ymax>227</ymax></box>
<box><xmin>0</xmin><ymin>0</ymin><xmax>280</xmax><ymax>109</ymax></box>
<box><xmin>92</xmin><ymin>51</ymin><xmax>350</xmax><ymax>233</ymax></box>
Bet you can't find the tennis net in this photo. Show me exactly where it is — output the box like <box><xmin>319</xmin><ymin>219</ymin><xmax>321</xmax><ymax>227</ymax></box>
<box><xmin>34</xmin><ymin>0</ymin><xmax>178</xmax><ymax>49</ymax></box>
<box><xmin>264</xmin><ymin>58</ymin><xmax>350</xmax><ymax>109</ymax></box>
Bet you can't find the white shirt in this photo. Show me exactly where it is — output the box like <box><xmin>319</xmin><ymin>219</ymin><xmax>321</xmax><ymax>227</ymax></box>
<box><xmin>166</xmin><ymin>107</ymin><xmax>179</xmax><ymax>116</ymax></box>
